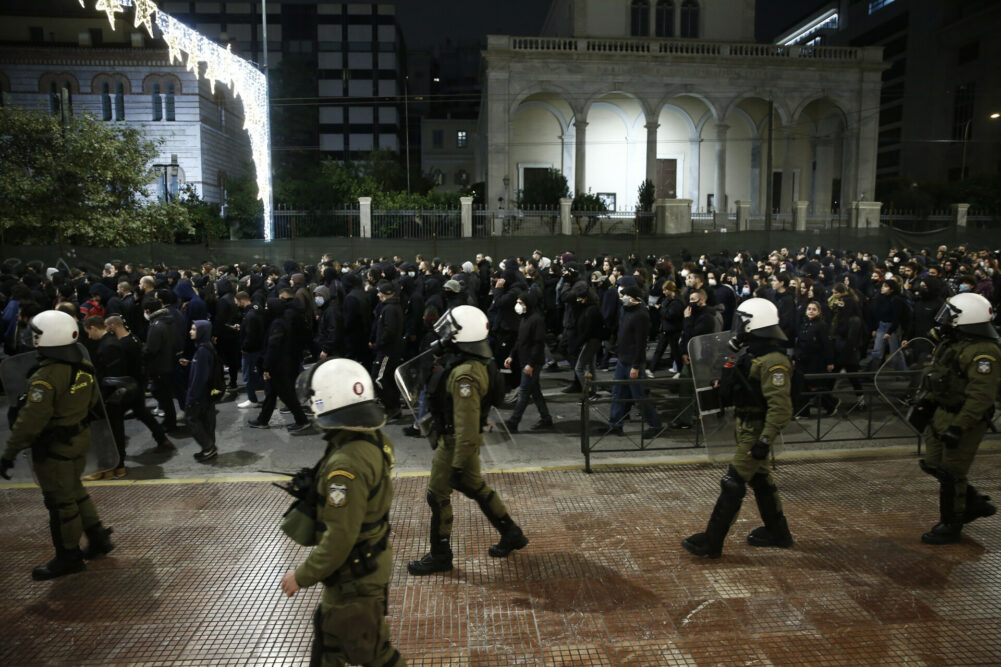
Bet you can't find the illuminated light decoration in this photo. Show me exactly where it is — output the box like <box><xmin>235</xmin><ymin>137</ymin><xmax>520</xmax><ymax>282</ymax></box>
<box><xmin>132</xmin><ymin>0</ymin><xmax>157</xmax><ymax>38</ymax></box>
<box><xmin>86</xmin><ymin>0</ymin><xmax>273</xmax><ymax>240</ymax></box>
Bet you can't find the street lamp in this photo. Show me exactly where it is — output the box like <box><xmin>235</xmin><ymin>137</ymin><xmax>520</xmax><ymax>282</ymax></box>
<box><xmin>960</xmin><ymin>112</ymin><xmax>1001</xmax><ymax>180</ymax></box>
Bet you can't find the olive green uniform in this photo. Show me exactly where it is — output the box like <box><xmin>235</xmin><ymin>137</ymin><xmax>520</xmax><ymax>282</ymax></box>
<box><xmin>3</xmin><ymin>358</ymin><xmax>104</xmax><ymax>553</ymax></box>
<box><xmin>682</xmin><ymin>347</ymin><xmax>793</xmax><ymax>557</ymax></box>
<box><xmin>409</xmin><ymin>357</ymin><xmax>526</xmax><ymax>574</ymax></box>
<box><xmin>427</xmin><ymin>360</ymin><xmax>509</xmax><ymax>538</ymax></box>
<box><xmin>920</xmin><ymin>334</ymin><xmax>1000</xmax><ymax>537</ymax></box>
<box><xmin>295</xmin><ymin>429</ymin><xmax>403</xmax><ymax>667</ymax></box>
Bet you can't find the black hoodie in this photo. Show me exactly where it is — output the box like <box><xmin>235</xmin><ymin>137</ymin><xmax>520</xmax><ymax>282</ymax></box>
<box><xmin>513</xmin><ymin>291</ymin><xmax>545</xmax><ymax>369</ymax></box>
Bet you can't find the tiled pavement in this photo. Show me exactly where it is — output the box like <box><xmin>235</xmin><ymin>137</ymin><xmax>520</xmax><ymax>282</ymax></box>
<box><xmin>1</xmin><ymin>452</ymin><xmax>1000</xmax><ymax>666</ymax></box>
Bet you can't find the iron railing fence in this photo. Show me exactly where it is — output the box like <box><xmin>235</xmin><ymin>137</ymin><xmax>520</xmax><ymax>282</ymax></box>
<box><xmin>272</xmin><ymin>205</ymin><xmax>360</xmax><ymax>239</ymax></box>
<box><xmin>370</xmin><ymin>209</ymin><xmax>462</xmax><ymax>240</ymax></box>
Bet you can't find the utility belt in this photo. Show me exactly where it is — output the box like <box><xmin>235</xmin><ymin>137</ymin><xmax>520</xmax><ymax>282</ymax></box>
<box><xmin>37</xmin><ymin>422</ymin><xmax>87</xmax><ymax>444</ymax></box>
<box><xmin>322</xmin><ymin>516</ymin><xmax>390</xmax><ymax>585</ymax></box>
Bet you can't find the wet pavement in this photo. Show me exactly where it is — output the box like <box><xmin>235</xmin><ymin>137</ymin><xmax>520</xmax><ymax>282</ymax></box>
<box><xmin>1</xmin><ymin>449</ymin><xmax>999</xmax><ymax>665</ymax></box>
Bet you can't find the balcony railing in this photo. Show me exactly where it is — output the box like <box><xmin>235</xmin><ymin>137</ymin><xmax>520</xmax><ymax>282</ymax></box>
<box><xmin>495</xmin><ymin>35</ymin><xmax>882</xmax><ymax>64</ymax></box>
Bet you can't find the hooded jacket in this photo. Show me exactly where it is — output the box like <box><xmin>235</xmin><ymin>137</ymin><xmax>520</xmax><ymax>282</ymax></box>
<box><xmin>213</xmin><ymin>278</ymin><xmax>239</xmax><ymax>342</ymax></box>
<box><xmin>174</xmin><ymin>279</ymin><xmax>208</xmax><ymax>326</ymax></box>
<box><xmin>513</xmin><ymin>291</ymin><xmax>546</xmax><ymax>369</ymax></box>
<box><xmin>143</xmin><ymin>307</ymin><xmax>178</xmax><ymax>376</ymax></box>
<box><xmin>185</xmin><ymin>320</ymin><xmax>215</xmax><ymax>406</ymax></box>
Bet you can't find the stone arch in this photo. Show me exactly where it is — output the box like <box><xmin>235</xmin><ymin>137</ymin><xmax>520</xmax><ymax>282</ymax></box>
<box><xmin>657</xmin><ymin>103</ymin><xmax>698</xmax><ymax>138</ymax></box>
<box><xmin>509</xmin><ymin>83</ymin><xmax>578</xmax><ymax>116</ymax></box>
<box><xmin>142</xmin><ymin>73</ymin><xmax>183</xmax><ymax>95</ymax></box>
<box><xmin>38</xmin><ymin>72</ymin><xmax>80</xmax><ymax>95</ymax></box>
<box><xmin>515</xmin><ymin>100</ymin><xmax>570</xmax><ymax>135</ymax></box>
<box><xmin>91</xmin><ymin>73</ymin><xmax>132</xmax><ymax>94</ymax></box>
<box><xmin>791</xmin><ymin>95</ymin><xmax>850</xmax><ymax>129</ymax></box>
<box><xmin>722</xmin><ymin>92</ymin><xmax>791</xmax><ymax>128</ymax></box>
<box><xmin>581</xmin><ymin>90</ymin><xmax>651</xmax><ymax>125</ymax></box>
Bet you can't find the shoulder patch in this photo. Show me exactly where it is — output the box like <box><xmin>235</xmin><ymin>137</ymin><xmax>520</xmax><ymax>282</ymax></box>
<box><xmin>459</xmin><ymin>382</ymin><xmax>472</xmax><ymax>397</ymax></box>
<box><xmin>28</xmin><ymin>388</ymin><xmax>45</xmax><ymax>403</ymax></box>
<box><xmin>770</xmin><ymin>370</ymin><xmax>787</xmax><ymax>387</ymax></box>
<box><xmin>326</xmin><ymin>469</ymin><xmax>356</xmax><ymax>480</ymax></box>
<box><xmin>976</xmin><ymin>358</ymin><xmax>994</xmax><ymax>375</ymax></box>
<box><xmin>327</xmin><ymin>483</ymin><xmax>348</xmax><ymax>507</ymax></box>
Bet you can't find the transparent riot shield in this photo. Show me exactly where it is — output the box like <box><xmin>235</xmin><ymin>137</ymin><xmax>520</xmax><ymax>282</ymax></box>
<box><xmin>688</xmin><ymin>332</ymin><xmax>737</xmax><ymax>462</ymax></box>
<box><xmin>1</xmin><ymin>348</ymin><xmax>118</xmax><ymax>483</ymax></box>
<box><xmin>874</xmin><ymin>337</ymin><xmax>935</xmax><ymax>435</ymax></box>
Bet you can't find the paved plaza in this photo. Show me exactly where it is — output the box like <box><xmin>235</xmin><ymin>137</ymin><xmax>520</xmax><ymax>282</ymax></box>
<box><xmin>1</xmin><ymin>441</ymin><xmax>1000</xmax><ymax>665</ymax></box>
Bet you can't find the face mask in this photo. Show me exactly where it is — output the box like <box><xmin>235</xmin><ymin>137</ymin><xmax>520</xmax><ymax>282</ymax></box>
<box><xmin>314</xmin><ymin>296</ymin><xmax>325</xmax><ymax>307</ymax></box>
<box><xmin>620</xmin><ymin>296</ymin><xmax>634</xmax><ymax>307</ymax></box>
<box><xmin>407</xmin><ymin>271</ymin><xmax>415</xmax><ymax>278</ymax></box>
<box><xmin>708</xmin><ymin>279</ymin><xmax>717</xmax><ymax>287</ymax></box>
<box><xmin>741</xmin><ymin>286</ymin><xmax>751</xmax><ymax>296</ymax></box>
<box><xmin>959</xmin><ymin>284</ymin><xmax>971</xmax><ymax>292</ymax></box>
<box><xmin>698</xmin><ymin>259</ymin><xmax>705</xmax><ymax>266</ymax></box>
<box><xmin>514</xmin><ymin>302</ymin><xmax>525</xmax><ymax>315</ymax></box>
<box><xmin>680</xmin><ymin>269</ymin><xmax>689</xmax><ymax>278</ymax></box>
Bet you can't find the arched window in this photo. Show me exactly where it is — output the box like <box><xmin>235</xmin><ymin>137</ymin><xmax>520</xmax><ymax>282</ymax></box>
<box><xmin>655</xmin><ymin>1</ymin><xmax>674</xmax><ymax>37</ymax></box>
<box><xmin>114</xmin><ymin>82</ymin><xmax>125</xmax><ymax>120</ymax></box>
<box><xmin>630</xmin><ymin>0</ymin><xmax>650</xmax><ymax>37</ymax></box>
<box><xmin>165</xmin><ymin>82</ymin><xmax>176</xmax><ymax>121</ymax></box>
<box><xmin>680</xmin><ymin>0</ymin><xmax>699</xmax><ymax>38</ymax></box>
<box><xmin>151</xmin><ymin>82</ymin><xmax>162</xmax><ymax>121</ymax></box>
<box><xmin>49</xmin><ymin>81</ymin><xmax>59</xmax><ymax>115</ymax></box>
<box><xmin>101</xmin><ymin>83</ymin><xmax>112</xmax><ymax>121</ymax></box>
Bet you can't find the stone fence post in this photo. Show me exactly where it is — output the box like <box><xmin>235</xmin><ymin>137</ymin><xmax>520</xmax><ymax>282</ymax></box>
<box><xmin>560</xmin><ymin>198</ymin><xmax>573</xmax><ymax>235</ymax></box>
<box><xmin>794</xmin><ymin>201</ymin><xmax>809</xmax><ymax>231</ymax></box>
<box><xmin>358</xmin><ymin>197</ymin><xmax>372</xmax><ymax>238</ymax></box>
<box><xmin>850</xmin><ymin>200</ymin><xmax>882</xmax><ymax>229</ymax></box>
<box><xmin>460</xmin><ymin>196</ymin><xmax>473</xmax><ymax>237</ymax></box>
<box><xmin>953</xmin><ymin>203</ymin><xmax>969</xmax><ymax>228</ymax></box>
<box><xmin>735</xmin><ymin>200</ymin><xmax>750</xmax><ymax>232</ymax></box>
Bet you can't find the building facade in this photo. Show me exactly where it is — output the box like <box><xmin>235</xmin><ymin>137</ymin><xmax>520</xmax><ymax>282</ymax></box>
<box><xmin>163</xmin><ymin>0</ymin><xmax>406</xmax><ymax>160</ymax></box>
<box><xmin>0</xmin><ymin>5</ymin><xmax>252</xmax><ymax>205</ymax></box>
<box><xmin>420</xmin><ymin>118</ymin><xmax>478</xmax><ymax>193</ymax></box>
<box><xmin>776</xmin><ymin>0</ymin><xmax>1001</xmax><ymax>188</ymax></box>
<box><xmin>482</xmin><ymin>0</ymin><xmax>885</xmax><ymax>214</ymax></box>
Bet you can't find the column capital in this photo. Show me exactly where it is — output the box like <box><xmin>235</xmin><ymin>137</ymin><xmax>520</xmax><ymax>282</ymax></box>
<box><xmin>715</xmin><ymin>122</ymin><xmax>730</xmax><ymax>138</ymax></box>
<box><xmin>645</xmin><ymin>121</ymin><xmax>660</xmax><ymax>131</ymax></box>
<box><xmin>574</xmin><ymin>119</ymin><xmax>588</xmax><ymax>130</ymax></box>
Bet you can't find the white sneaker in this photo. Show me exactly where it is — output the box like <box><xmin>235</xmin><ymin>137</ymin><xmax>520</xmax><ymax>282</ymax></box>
<box><xmin>237</xmin><ymin>400</ymin><xmax>256</xmax><ymax>409</ymax></box>
<box><xmin>644</xmin><ymin>369</ymin><xmax>655</xmax><ymax>379</ymax></box>
<box><xmin>152</xmin><ymin>408</ymin><xmax>165</xmax><ymax>417</ymax></box>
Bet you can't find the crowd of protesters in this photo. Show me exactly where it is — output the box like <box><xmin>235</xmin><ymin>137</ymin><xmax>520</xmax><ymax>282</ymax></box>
<box><xmin>1</xmin><ymin>242</ymin><xmax>997</xmax><ymax>469</ymax></box>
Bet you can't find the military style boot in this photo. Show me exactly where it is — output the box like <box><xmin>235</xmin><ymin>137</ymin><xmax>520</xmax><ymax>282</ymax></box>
<box><xmin>81</xmin><ymin>524</ymin><xmax>115</xmax><ymax>559</ymax></box>
<box><xmin>488</xmin><ymin>515</ymin><xmax>529</xmax><ymax>558</ymax></box>
<box><xmin>922</xmin><ymin>482</ymin><xmax>963</xmax><ymax>545</ymax></box>
<box><xmin>32</xmin><ymin>548</ymin><xmax>86</xmax><ymax>581</ymax></box>
<box><xmin>682</xmin><ymin>467</ymin><xmax>745</xmax><ymax>558</ymax></box>
<box><xmin>962</xmin><ymin>485</ymin><xmax>997</xmax><ymax>524</ymax></box>
<box><xmin>407</xmin><ymin>537</ymin><xmax>453</xmax><ymax>575</ymax></box>
<box><xmin>747</xmin><ymin>475</ymin><xmax>794</xmax><ymax>548</ymax></box>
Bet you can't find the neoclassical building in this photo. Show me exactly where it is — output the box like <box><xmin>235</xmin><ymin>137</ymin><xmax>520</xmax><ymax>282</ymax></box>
<box><xmin>481</xmin><ymin>0</ymin><xmax>886</xmax><ymax>215</ymax></box>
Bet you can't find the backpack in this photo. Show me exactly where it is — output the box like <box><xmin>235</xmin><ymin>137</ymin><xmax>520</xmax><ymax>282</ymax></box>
<box><xmin>208</xmin><ymin>345</ymin><xmax>227</xmax><ymax>402</ymax></box>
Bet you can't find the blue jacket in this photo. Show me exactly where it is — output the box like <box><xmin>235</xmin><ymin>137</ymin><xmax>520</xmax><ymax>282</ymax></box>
<box><xmin>185</xmin><ymin>320</ymin><xmax>215</xmax><ymax>407</ymax></box>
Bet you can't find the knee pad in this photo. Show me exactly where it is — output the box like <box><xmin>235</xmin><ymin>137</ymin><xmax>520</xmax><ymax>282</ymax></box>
<box><xmin>720</xmin><ymin>466</ymin><xmax>746</xmax><ymax>499</ymax></box>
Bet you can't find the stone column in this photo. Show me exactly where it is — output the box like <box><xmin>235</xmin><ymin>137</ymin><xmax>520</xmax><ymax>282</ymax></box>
<box><xmin>735</xmin><ymin>200</ymin><xmax>750</xmax><ymax>232</ymax></box>
<box><xmin>654</xmin><ymin>199</ymin><xmax>668</xmax><ymax>234</ymax></box>
<box><xmin>574</xmin><ymin>119</ymin><xmax>588</xmax><ymax>195</ymax></box>
<box><xmin>781</xmin><ymin>126</ymin><xmax>795</xmax><ymax>213</ymax></box>
<box><xmin>358</xmin><ymin>197</ymin><xmax>372</xmax><ymax>238</ymax></box>
<box><xmin>645</xmin><ymin>121</ymin><xmax>659</xmax><ymax>191</ymax></box>
<box><xmin>750</xmin><ymin>139</ymin><xmax>761</xmax><ymax>214</ymax></box>
<box><xmin>851</xmin><ymin>200</ymin><xmax>882</xmax><ymax>229</ymax></box>
<box><xmin>662</xmin><ymin>199</ymin><xmax>693</xmax><ymax>234</ymax></box>
<box><xmin>794</xmin><ymin>200</ymin><xmax>809</xmax><ymax>231</ymax></box>
<box><xmin>953</xmin><ymin>202</ymin><xmax>970</xmax><ymax>228</ymax></box>
<box><xmin>560</xmin><ymin>197</ymin><xmax>573</xmax><ymax>235</ymax></box>
<box><xmin>460</xmin><ymin>196</ymin><xmax>473</xmax><ymax>237</ymax></box>
<box><xmin>840</xmin><ymin>128</ymin><xmax>858</xmax><ymax>206</ymax></box>
<box><xmin>689</xmin><ymin>138</ymin><xmax>700</xmax><ymax>205</ymax></box>
<box><xmin>714</xmin><ymin>123</ymin><xmax>728</xmax><ymax>213</ymax></box>
<box><xmin>854</xmin><ymin>76</ymin><xmax>883</xmax><ymax>204</ymax></box>
<box><xmin>485</xmin><ymin>63</ymin><xmax>511</xmax><ymax>212</ymax></box>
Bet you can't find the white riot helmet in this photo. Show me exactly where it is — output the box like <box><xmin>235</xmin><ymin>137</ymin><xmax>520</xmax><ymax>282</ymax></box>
<box><xmin>296</xmin><ymin>358</ymin><xmax>386</xmax><ymax>431</ymax></box>
<box><xmin>433</xmin><ymin>305</ymin><xmax>492</xmax><ymax>358</ymax></box>
<box><xmin>935</xmin><ymin>292</ymin><xmax>1000</xmax><ymax>341</ymax></box>
<box><xmin>30</xmin><ymin>310</ymin><xmax>83</xmax><ymax>363</ymax></box>
<box><xmin>731</xmin><ymin>297</ymin><xmax>787</xmax><ymax>347</ymax></box>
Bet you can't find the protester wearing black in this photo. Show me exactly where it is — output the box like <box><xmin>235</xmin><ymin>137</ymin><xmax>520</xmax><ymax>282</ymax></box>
<box><xmin>142</xmin><ymin>298</ymin><xmax>180</xmax><ymax>432</ymax></box>
<box><xmin>249</xmin><ymin>298</ymin><xmax>310</xmax><ymax>432</ymax></box>
<box><xmin>372</xmin><ymin>281</ymin><xmax>404</xmax><ymax>419</ymax></box>
<box><xmin>504</xmin><ymin>291</ymin><xmax>553</xmax><ymax>432</ymax></box>
<box><xmin>213</xmin><ymin>278</ymin><xmax>241</xmax><ymax>389</ymax></box>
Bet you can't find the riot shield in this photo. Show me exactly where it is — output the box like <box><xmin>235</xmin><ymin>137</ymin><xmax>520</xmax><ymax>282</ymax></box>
<box><xmin>394</xmin><ymin>350</ymin><xmax>429</xmax><ymax>425</ymax></box>
<box><xmin>688</xmin><ymin>332</ymin><xmax>737</xmax><ymax>462</ymax></box>
<box><xmin>1</xmin><ymin>348</ymin><xmax>118</xmax><ymax>483</ymax></box>
<box><xmin>874</xmin><ymin>337</ymin><xmax>935</xmax><ymax>434</ymax></box>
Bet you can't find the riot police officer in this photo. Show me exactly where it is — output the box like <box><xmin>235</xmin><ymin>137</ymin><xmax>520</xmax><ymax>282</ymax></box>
<box><xmin>682</xmin><ymin>298</ymin><xmax>793</xmax><ymax>558</ymax></box>
<box><xmin>918</xmin><ymin>292</ymin><xmax>998</xmax><ymax>544</ymax></box>
<box><xmin>408</xmin><ymin>305</ymin><xmax>529</xmax><ymax>575</ymax></box>
<box><xmin>278</xmin><ymin>358</ymin><xmax>404</xmax><ymax>667</ymax></box>
<box><xmin>1</xmin><ymin>310</ymin><xmax>114</xmax><ymax>580</ymax></box>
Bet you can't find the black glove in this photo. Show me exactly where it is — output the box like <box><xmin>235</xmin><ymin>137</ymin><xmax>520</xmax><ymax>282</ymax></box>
<box><xmin>750</xmin><ymin>437</ymin><xmax>770</xmax><ymax>461</ymax></box>
<box><xmin>0</xmin><ymin>457</ymin><xmax>13</xmax><ymax>480</ymax></box>
<box><xmin>940</xmin><ymin>426</ymin><xmax>963</xmax><ymax>450</ymax></box>
<box><xmin>449</xmin><ymin>467</ymin><xmax>464</xmax><ymax>490</ymax></box>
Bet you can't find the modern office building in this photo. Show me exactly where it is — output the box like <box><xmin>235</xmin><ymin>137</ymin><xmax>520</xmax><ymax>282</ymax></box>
<box><xmin>481</xmin><ymin>0</ymin><xmax>886</xmax><ymax>214</ymax></box>
<box><xmin>774</xmin><ymin>0</ymin><xmax>1001</xmax><ymax>188</ymax></box>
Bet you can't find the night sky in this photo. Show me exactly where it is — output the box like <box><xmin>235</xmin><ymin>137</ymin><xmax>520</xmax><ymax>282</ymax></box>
<box><xmin>394</xmin><ymin>0</ymin><xmax>830</xmax><ymax>48</ymax></box>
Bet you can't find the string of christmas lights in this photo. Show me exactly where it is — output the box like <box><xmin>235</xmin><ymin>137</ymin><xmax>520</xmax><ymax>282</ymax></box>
<box><xmin>83</xmin><ymin>0</ymin><xmax>273</xmax><ymax>240</ymax></box>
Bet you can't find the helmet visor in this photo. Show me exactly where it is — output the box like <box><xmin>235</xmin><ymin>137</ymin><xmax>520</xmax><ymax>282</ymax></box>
<box><xmin>934</xmin><ymin>301</ymin><xmax>960</xmax><ymax>328</ymax></box>
<box><xmin>295</xmin><ymin>365</ymin><xmax>317</xmax><ymax>408</ymax></box>
<box><xmin>432</xmin><ymin>309</ymin><xmax>462</xmax><ymax>343</ymax></box>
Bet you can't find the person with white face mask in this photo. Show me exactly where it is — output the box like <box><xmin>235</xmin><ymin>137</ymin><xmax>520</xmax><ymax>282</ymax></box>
<box><xmin>503</xmin><ymin>292</ymin><xmax>553</xmax><ymax>433</ymax></box>
<box><xmin>607</xmin><ymin>285</ymin><xmax>663</xmax><ymax>438</ymax></box>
